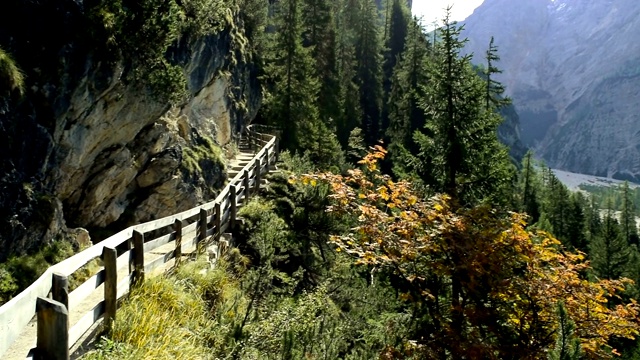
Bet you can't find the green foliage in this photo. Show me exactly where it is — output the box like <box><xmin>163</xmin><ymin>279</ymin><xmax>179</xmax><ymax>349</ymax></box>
<box><xmin>83</xmin><ymin>257</ymin><xmax>244</xmax><ymax>360</ymax></box>
<box><xmin>0</xmin><ymin>47</ymin><xmax>25</xmax><ymax>96</ymax></box>
<box><xmin>410</xmin><ymin>11</ymin><xmax>513</xmax><ymax>205</ymax></box>
<box><xmin>0</xmin><ymin>240</ymin><xmax>75</xmax><ymax>304</ymax></box>
<box><xmin>87</xmin><ymin>0</ymin><xmax>229</xmax><ymax>104</ymax></box>
<box><xmin>352</xmin><ymin>0</ymin><xmax>384</xmax><ymax>145</ymax></box>
<box><xmin>483</xmin><ymin>36</ymin><xmax>511</xmax><ymax>110</ymax></box>
<box><xmin>386</xmin><ymin>18</ymin><xmax>430</xmax><ymax>176</ymax></box>
<box><xmin>261</xmin><ymin>0</ymin><xmax>321</xmax><ymax>149</ymax></box>
<box><xmin>590</xmin><ymin>205</ymin><xmax>630</xmax><ymax>280</ymax></box>
<box><xmin>181</xmin><ymin>135</ymin><xmax>225</xmax><ymax>179</ymax></box>
<box><xmin>548</xmin><ymin>302</ymin><xmax>582</xmax><ymax>360</ymax></box>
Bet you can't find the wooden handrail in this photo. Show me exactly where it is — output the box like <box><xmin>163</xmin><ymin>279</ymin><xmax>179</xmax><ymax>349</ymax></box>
<box><xmin>0</xmin><ymin>125</ymin><xmax>278</xmax><ymax>359</ymax></box>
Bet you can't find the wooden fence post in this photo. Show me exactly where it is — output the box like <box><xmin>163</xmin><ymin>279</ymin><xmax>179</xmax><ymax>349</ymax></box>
<box><xmin>132</xmin><ymin>231</ymin><xmax>145</xmax><ymax>285</ymax></box>
<box><xmin>36</xmin><ymin>297</ymin><xmax>69</xmax><ymax>360</ymax></box>
<box><xmin>230</xmin><ymin>185</ymin><xmax>237</xmax><ymax>230</ymax></box>
<box><xmin>52</xmin><ymin>273</ymin><xmax>69</xmax><ymax>310</ymax></box>
<box><xmin>214</xmin><ymin>202</ymin><xmax>221</xmax><ymax>240</ymax></box>
<box><xmin>275</xmin><ymin>131</ymin><xmax>280</xmax><ymax>161</ymax></box>
<box><xmin>265</xmin><ymin>148</ymin><xmax>270</xmax><ymax>169</ymax></box>
<box><xmin>103</xmin><ymin>247</ymin><xmax>117</xmax><ymax>333</ymax></box>
<box><xmin>243</xmin><ymin>170</ymin><xmax>250</xmax><ymax>202</ymax></box>
<box><xmin>254</xmin><ymin>158</ymin><xmax>261</xmax><ymax>194</ymax></box>
<box><xmin>174</xmin><ymin>219</ymin><xmax>183</xmax><ymax>266</ymax></box>
<box><xmin>199</xmin><ymin>208</ymin><xmax>208</xmax><ymax>253</ymax></box>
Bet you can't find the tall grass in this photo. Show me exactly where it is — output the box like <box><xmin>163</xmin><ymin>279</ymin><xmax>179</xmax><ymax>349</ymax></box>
<box><xmin>0</xmin><ymin>47</ymin><xmax>25</xmax><ymax>96</ymax></box>
<box><xmin>82</xmin><ymin>254</ymin><xmax>248</xmax><ymax>360</ymax></box>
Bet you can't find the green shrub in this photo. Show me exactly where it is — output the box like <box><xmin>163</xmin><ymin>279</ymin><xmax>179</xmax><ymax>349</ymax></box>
<box><xmin>0</xmin><ymin>240</ymin><xmax>76</xmax><ymax>305</ymax></box>
<box><xmin>87</xmin><ymin>0</ymin><xmax>231</xmax><ymax>104</ymax></box>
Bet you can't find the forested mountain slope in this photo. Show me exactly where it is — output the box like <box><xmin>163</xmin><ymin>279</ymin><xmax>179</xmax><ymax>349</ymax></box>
<box><xmin>461</xmin><ymin>0</ymin><xmax>640</xmax><ymax>181</ymax></box>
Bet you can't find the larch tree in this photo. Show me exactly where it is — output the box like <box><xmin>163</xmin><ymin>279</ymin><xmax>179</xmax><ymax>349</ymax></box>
<box><xmin>483</xmin><ymin>36</ymin><xmax>511</xmax><ymax>111</ymax></box>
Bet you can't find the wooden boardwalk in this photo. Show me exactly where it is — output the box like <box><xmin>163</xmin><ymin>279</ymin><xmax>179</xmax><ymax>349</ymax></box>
<box><xmin>0</xmin><ymin>125</ymin><xmax>278</xmax><ymax>360</ymax></box>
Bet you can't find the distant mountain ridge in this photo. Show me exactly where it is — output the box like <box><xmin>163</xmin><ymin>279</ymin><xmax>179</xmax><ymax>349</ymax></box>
<box><xmin>460</xmin><ymin>0</ymin><xmax>640</xmax><ymax>181</ymax></box>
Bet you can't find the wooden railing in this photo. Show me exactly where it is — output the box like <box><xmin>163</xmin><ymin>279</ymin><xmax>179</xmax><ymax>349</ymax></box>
<box><xmin>0</xmin><ymin>125</ymin><xmax>278</xmax><ymax>360</ymax></box>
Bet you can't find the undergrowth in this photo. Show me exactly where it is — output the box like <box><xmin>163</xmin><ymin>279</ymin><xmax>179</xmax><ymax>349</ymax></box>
<box><xmin>82</xmin><ymin>255</ymin><xmax>248</xmax><ymax>360</ymax></box>
<box><xmin>0</xmin><ymin>239</ymin><xmax>100</xmax><ymax>304</ymax></box>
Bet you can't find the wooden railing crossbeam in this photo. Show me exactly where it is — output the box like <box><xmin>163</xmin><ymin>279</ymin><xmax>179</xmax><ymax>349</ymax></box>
<box><xmin>0</xmin><ymin>125</ymin><xmax>279</xmax><ymax>359</ymax></box>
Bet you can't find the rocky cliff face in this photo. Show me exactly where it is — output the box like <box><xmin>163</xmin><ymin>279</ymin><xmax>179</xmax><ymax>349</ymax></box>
<box><xmin>0</xmin><ymin>1</ymin><xmax>260</xmax><ymax>260</ymax></box>
<box><xmin>461</xmin><ymin>0</ymin><xmax>640</xmax><ymax>180</ymax></box>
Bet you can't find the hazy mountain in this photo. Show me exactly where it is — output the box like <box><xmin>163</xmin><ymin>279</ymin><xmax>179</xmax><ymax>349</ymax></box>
<box><xmin>461</xmin><ymin>0</ymin><xmax>640</xmax><ymax>181</ymax></box>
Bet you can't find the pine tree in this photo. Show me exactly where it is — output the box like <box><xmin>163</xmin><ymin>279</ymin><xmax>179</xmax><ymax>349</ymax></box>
<box><xmin>412</xmin><ymin>10</ymin><xmax>512</xmax><ymax>204</ymax></box>
<box><xmin>302</xmin><ymin>0</ymin><xmax>341</xmax><ymax>128</ymax></box>
<box><xmin>566</xmin><ymin>192</ymin><xmax>587</xmax><ymax>252</ymax></box>
<box><xmin>352</xmin><ymin>0</ymin><xmax>384</xmax><ymax>145</ymax></box>
<box><xmin>381</xmin><ymin>0</ymin><xmax>409</xmax><ymax>139</ymax></box>
<box><xmin>262</xmin><ymin>0</ymin><xmax>343</xmax><ymax>169</ymax></box>
<box><xmin>621</xmin><ymin>181</ymin><xmax>639</xmax><ymax>246</ymax></box>
<box><xmin>518</xmin><ymin>150</ymin><xmax>541</xmax><ymax>223</ymax></box>
<box><xmin>539</xmin><ymin>170</ymin><xmax>571</xmax><ymax>242</ymax></box>
<box><xmin>263</xmin><ymin>0</ymin><xmax>319</xmax><ymax>150</ymax></box>
<box><xmin>586</xmin><ymin>195</ymin><xmax>603</xmax><ymax>243</ymax></box>
<box><xmin>386</xmin><ymin>18</ymin><xmax>429</xmax><ymax>177</ymax></box>
<box><xmin>591</xmin><ymin>200</ymin><xmax>630</xmax><ymax>280</ymax></box>
<box><xmin>548</xmin><ymin>302</ymin><xmax>582</xmax><ymax>360</ymax></box>
<box><xmin>483</xmin><ymin>36</ymin><xmax>510</xmax><ymax>111</ymax></box>
<box><xmin>334</xmin><ymin>0</ymin><xmax>362</xmax><ymax>147</ymax></box>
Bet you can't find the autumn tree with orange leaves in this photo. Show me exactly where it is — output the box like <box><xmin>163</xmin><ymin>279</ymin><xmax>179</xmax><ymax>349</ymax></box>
<box><xmin>302</xmin><ymin>146</ymin><xmax>640</xmax><ymax>359</ymax></box>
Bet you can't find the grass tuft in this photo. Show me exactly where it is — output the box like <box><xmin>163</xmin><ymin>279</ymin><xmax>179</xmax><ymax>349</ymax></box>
<box><xmin>0</xmin><ymin>47</ymin><xmax>25</xmax><ymax>96</ymax></box>
<box><xmin>82</xmin><ymin>255</ymin><xmax>248</xmax><ymax>359</ymax></box>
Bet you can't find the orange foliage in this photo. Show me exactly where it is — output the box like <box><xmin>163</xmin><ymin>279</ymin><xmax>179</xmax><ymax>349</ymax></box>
<box><xmin>301</xmin><ymin>146</ymin><xmax>640</xmax><ymax>359</ymax></box>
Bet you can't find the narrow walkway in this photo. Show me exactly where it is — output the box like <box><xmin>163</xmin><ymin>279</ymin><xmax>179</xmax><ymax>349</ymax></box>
<box><xmin>226</xmin><ymin>136</ymin><xmax>256</xmax><ymax>182</ymax></box>
<box><xmin>3</xmin><ymin>136</ymin><xmax>263</xmax><ymax>360</ymax></box>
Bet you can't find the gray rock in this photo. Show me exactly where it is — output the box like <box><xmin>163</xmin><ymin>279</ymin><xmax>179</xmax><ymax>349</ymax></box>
<box><xmin>0</xmin><ymin>0</ymin><xmax>260</xmax><ymax>258</ymax></box>
<box><xmin>461</xmin><ymin>0</ymin><xmax>640</xmax><ymax>179</ymax></box>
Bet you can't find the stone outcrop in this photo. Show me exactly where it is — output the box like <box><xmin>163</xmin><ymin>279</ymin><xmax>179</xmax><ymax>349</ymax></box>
<box><xmin>461</xmin><ymin>0</ymin><xmax>640</xmax><ymax>179</ymax></box>
<box><xmin>0</xmin><ymin>1</ymin><xmax>259</xmax><ymax>259</ymax></box>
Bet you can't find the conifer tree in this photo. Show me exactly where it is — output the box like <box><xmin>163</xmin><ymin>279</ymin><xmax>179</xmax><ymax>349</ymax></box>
<box><xmin>586</xmin><ymin>196</ymin><xmax>603</xmax><ymax>243</ymax></box>
<box><xmin>539</xmin><ymin>170</ymin><xmax>571</xmax><ymax>242</ymax></box>
<box><xmin>334</xmin><ymin>0</ymin><xmax>362</xmax><ymax>147</ymax></box>
<box><xmin>518</xmin><ymin>150</ymin><xmax>541</xmax><ymax>223</ymax></box>
<box><xmin>263</xmin><ymin>0</ymin><xmax>319</xmax><ymax>150</ymax></box>
<box><xmin>548</xmin><ymin>302</ymin><xmax>582</xmax><ymax>360</ymax></box>
<box><xmin>386</xmin><ymin>18</ymin><xmax>429</xmax><ymax>176</ymax></box>
<box><xmin>352</xmin><ymin>0</ymin><xmax>384</xmax><ymax>145</ymax></box>
<box><xmin>484</xmin><ymin>36</ymin><xmax>510</xmax><ymax>111</ymax></box>
<box><xmin>302</xmin><ymin>0</ymin><xmax>341</xmax><ymax>128</ymax></box>
<box><xmin>621</xmin><ymin>181</ymin><xmax>639</xmax><ymax>245</ymax></box>
<box><xmin>566</xmin><ymin>192</ymin><xmax>587</xmax><ymax>252</ymax></box>
<box><xmin>262</xmin><ymin>0</ymin><xmax>343</xmax><ymax>168</ymax></box>
<box><xmin>591</xmin><ymin>200</ymin><xmax>630</xmax><ymax>280</ymax></box>
<box><xmin>381</xmin><ymin>0</ymin><xmax>409</xmax><ymax>139</ymax></box>
<box><xmin>412</xmin><ymin>10</ymin><xmax>512</xmax><ymax>204</ymax></box>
